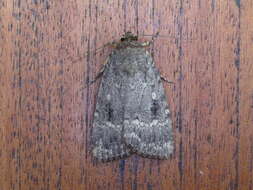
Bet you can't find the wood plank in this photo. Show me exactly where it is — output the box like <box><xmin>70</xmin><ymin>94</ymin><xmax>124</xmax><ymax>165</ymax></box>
<box><xmin>239</xmin><ymin>0</ymin><xmax>253</xmax><ymax>189</ymax></box>
<box><xmin>0</xmin><ymin>1</ymin><xmax>13</xmax><ymax>189</ymax></box>
<box><xmin>178</xmin><ymin>0</ymin><xmax>240</xmax><ymax>189</ymax></box>
<box><xmin>0</xmin><ymin>1</ymin><xmax>22</xmax><ymax>189</ymax></box>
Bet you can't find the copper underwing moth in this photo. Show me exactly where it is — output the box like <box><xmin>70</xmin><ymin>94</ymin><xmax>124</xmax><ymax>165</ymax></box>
<box><xmin>91</xmin><ymin>32</ymin><xmax>174</xmax><ymax>162</ymax></box>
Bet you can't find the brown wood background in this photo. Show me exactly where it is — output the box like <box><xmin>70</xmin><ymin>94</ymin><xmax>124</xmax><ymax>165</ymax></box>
<box><xmin>0</xmin><ymin>0</ymin><xmax>253</xmax><ymax>190</ymax></box>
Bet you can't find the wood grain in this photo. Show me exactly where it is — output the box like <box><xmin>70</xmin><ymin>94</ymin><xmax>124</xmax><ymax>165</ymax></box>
<box><xmin>0</xmin><ymin>0</ymin><xmax>253</xmax><ymax>190</ymax></box>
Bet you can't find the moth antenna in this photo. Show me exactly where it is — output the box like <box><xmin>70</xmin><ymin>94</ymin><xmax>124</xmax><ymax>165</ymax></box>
<box><xmin>68</xmin><ymin>41</ymin><xmax>117</xmax><ymax>65</ymax></box>
<box><xmin>142</xmin><ymin>32</ymin><xmax>178</xmax><ymax>39</ymax></box>
<box><xmin>85</xmin><ymin>63</ymin><xmax>107</xmax><ymax>88</ymax></box>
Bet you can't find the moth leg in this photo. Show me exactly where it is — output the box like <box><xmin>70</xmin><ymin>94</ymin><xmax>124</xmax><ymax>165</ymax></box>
<box><xmin>88</xmin><ymin>68</ymin><xmax>104</xmax><ymax>85</ymax></box>
<box><xmin>139</xmin><ymin>41</ymin><xmax>151</xmax><ymax>47</ymax></box>
<box><xmin>138</xmin><ymin>31</ymin><xmax>160</xmax><ymax>47</ymax></box>
<box><xmin>160</xmin><ymin>75</ymin><xmax>174</xmax><ymax>84</ymax></box>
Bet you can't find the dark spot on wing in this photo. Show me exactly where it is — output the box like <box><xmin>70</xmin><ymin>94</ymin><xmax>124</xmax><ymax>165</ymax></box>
<box><xmin>151</xmin><ymin>100</ymin><xmax>159</xmax><ymax>117</ymax></box>
<box><xmin>106</xmin><ymin>103</ymin><xmax>113</xmax><ymax>121</ymax></box>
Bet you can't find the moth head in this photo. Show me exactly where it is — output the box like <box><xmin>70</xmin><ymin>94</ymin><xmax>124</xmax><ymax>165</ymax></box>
<box><xmin>120</xmin><ymin>31</ymin><xmax>138</xmax><ymax>42</ymax></box>
<box><xmin>116</xmin><ymin>32</ymin><xmax>148</xmax><ymax>49</ymax></box>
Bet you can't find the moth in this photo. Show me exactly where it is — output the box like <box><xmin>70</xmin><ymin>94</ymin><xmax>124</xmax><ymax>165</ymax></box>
<box><xmin>91</xmin><ymin>32</ymin><xmax>174</xmax><ymax>162</ymax></box>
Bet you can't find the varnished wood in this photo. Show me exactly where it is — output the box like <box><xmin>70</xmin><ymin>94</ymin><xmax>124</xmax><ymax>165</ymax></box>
<box><xmin>0</xmin><ymin>0</ymin><xmax>253</xmax><ymax>189</ymax></box>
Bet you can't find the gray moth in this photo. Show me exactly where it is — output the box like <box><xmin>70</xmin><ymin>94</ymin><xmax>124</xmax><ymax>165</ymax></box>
<box><xmin>91</xmin><ymin>32</ymin><xmax>174</xmax><ymax>162</ymax></box>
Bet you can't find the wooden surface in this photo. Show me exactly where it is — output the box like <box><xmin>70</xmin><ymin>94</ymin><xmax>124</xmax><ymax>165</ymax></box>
<box><xmin>0</xmin><ymin>0</ymin><xmax>253</xmax><ymax>190</ymax></box>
